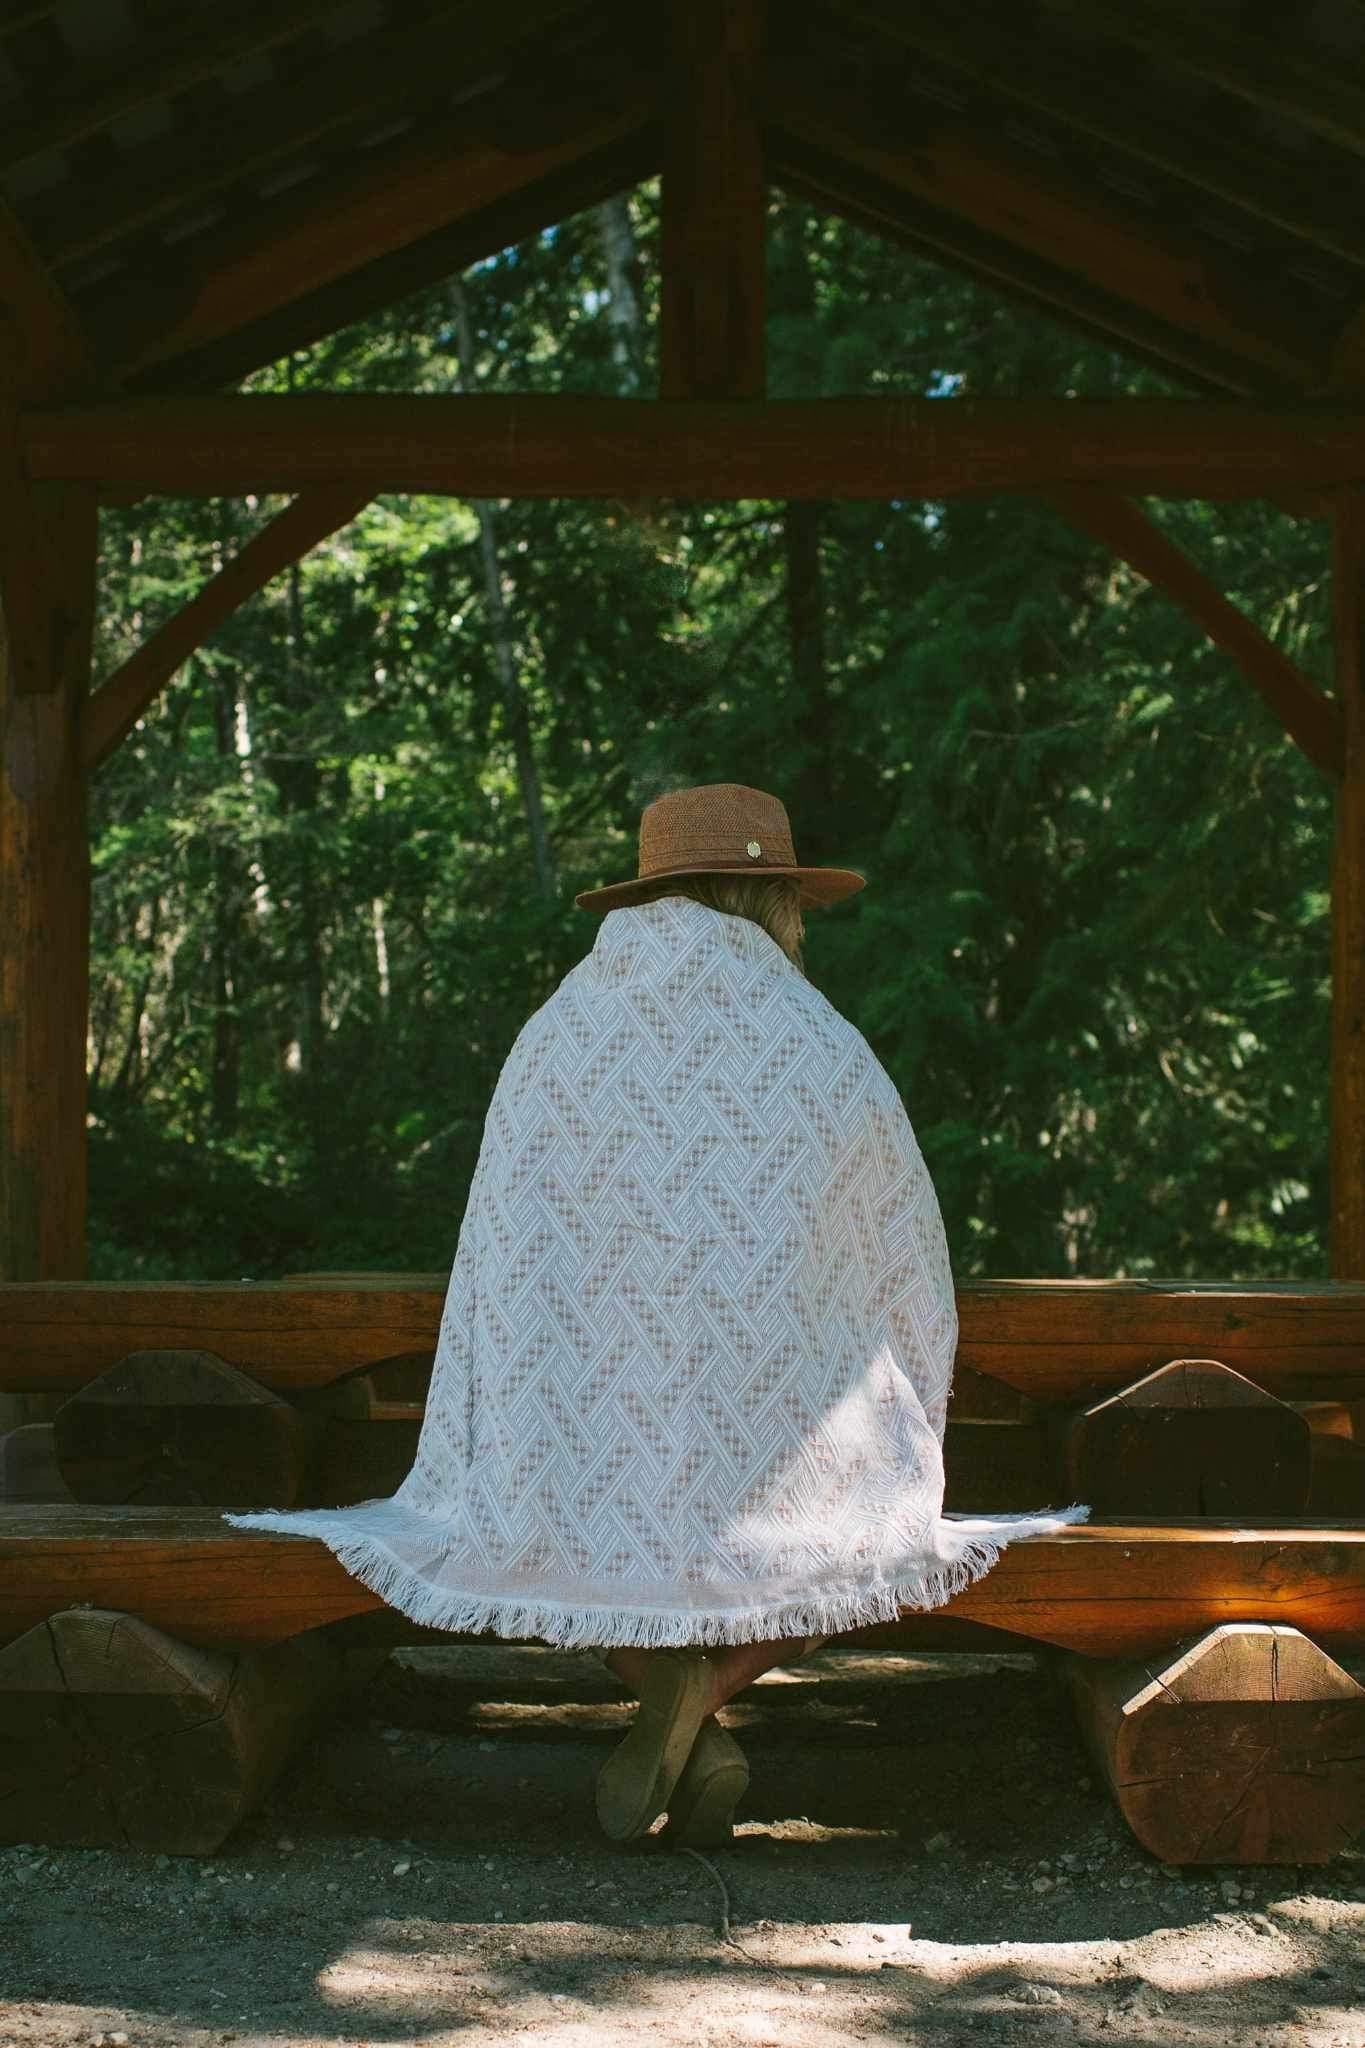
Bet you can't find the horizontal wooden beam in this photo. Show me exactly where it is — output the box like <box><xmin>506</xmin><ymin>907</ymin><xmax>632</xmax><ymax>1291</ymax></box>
<box><xmin>1045</xmin><ymin>485</ymin><xmax>1344</xmax><ymax>779</ymax></box>
<box><xmin>5</xmin><ymin>1506</ymin><xmax>1363</xmax><ymax>1657</ymax></box>
<box><xmin>846</xmin><ymin>0</ymin><xmax>1365</xmax><ymax>277</ymax></box>
<box><xmin>22</xmin><ymin>393</ymin><xmax>1365</xmax><ymax>500</ymax></box>
<box><xmin>764</xmin><ymin>59</ymin><xmax>1328</xmax><ymax>393</ymax></box>
<box><xmin>4</xmin><ymin>1279</ymin><xmax>1365</xmax><ymax>1402</ymax></box>
<box><xmin>81</xmin><ymin>485</ymin><xmax>372</xmax><ymax>772</ymax></box>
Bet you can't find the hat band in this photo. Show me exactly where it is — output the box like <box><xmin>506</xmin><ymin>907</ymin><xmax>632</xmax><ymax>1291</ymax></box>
<box><xmin>636</xmin><ymin>855</ymin><xmax>801</xmax><ymax>881</ymax></box>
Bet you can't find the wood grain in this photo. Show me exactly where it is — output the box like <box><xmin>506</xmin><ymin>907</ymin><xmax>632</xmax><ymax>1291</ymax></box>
<box><xmin>5</xmin><ymin>1279</ymin><xmax>1365</xmax><ymax>1402</ymax></box>
<box><xmin>4</xmin><ymin>1507</ymin><xmax>1363</xmax><ymax>1659</ymax></box>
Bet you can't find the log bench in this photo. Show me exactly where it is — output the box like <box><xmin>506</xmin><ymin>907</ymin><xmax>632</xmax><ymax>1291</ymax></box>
<box><xmin>1</xmin><ymin>1279</ymin><xmax>1363</xmax><ymax>1864</ymax></box>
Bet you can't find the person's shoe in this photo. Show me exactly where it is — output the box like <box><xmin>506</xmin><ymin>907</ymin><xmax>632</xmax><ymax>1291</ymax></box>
<box><xmin>659</xmin><ymin>1717</ymin><xmax>749</xmax><ymax>1849</ymax></box>
<box><xmin>595</xmin><ymin>1647</ymin><xmax>713</xmax><ymax>1842</ymax></box>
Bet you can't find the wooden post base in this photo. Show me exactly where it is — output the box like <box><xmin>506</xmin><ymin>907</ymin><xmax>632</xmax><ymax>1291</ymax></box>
<box><xmin>0</xmin><ymin>1607</ymin><xmax>388</xmax><ymax>1853</ymax></box>
<box><xmin>1067</xmin><ymin>1622</ymin><xmax>1365</xmax><ymax>1865</ymax></box>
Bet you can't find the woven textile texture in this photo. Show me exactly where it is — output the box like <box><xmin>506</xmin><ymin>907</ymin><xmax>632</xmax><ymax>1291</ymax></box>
<box><xmin>222</xmin><ymin>893</ymin><xmax>1087</xmax><ymax>1646</ymax></box>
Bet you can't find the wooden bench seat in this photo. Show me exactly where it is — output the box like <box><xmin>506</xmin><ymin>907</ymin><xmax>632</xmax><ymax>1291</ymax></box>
<box><xmin>5</xmin><ymin>1504</ymin><xmax>1364</xmax><ymax>1660</ymax></box>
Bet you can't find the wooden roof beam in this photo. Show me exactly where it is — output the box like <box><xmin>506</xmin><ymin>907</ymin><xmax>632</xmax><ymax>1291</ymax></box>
<box><xmin>763</xmin><ymin>59</ymin><xmax>1330</xmax><ymax>394</ymax></box>
<box><xmin>103</xmin><ymin>127</ymin><xmax>659</xmax><ymax>411</ymax></box>
<box><xmin>23</xmin><ymin>392</ymin><xmax>1365</xmax><ymax>504</ymax></box>
<box><xmin>658</xmin><ymin>0</ymin><xmax>767</xmax><ymax>399</ymax></box>
<box><xmin>842</xmin><ymin>0</ymin><xmax>1365</xmax><ymax>276</ymax></box>
<box><xmin>1044</xmin><ymin>485</ymin><xmax>1344</xmax><ymax>780</ymax></box>
<box><xmin>25</xmin><ymin>0</ymin><xmax>594</xmax><ymax>272</ymax></box>
<box><xmin>1049</xmin><ymin>0</ymin><xmax>1365</xmax><ymax>165</ymax></box>
<box><xmin>772</xmin><ymin>146</ymin><xmax>1270</xmax><ymax>399</ymax></box>
<box><xmin>0</xmin><ymin>196</ymin><xmax>97</xmax><ymax>396</ymax></box>
<box><xmin>81</xmin><ymin>485</ymin><xmax>372</xmax><ymax>773</ymax></box>
<box><xmin>0</xmin><ymin>0</ymin><xmax>347</xmax><ymax>174</ymax></box>
<box><xmin>85</xmin><ymin>65</ymin><xmax>659</xmax><ymax>387</ymax></box>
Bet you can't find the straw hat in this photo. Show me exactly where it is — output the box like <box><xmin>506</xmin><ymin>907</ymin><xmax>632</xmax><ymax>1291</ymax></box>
<box><xmin>573</xmin><ymin>783</ymin><xmax>866</xmax><ymax>913</ymax></box>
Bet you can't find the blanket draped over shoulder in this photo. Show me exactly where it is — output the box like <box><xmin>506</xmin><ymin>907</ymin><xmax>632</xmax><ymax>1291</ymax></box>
<box><xmin>223</xmin><ymin>892</ymin><xmax>1086</xmax><ymax>1646</ymax></box>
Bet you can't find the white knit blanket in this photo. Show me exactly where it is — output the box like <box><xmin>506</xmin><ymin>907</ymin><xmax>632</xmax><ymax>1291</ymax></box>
<box><xmin>223</xmin><ymin>892</ymin><xmax>1086</xmax><ymax>1646</ymax></box>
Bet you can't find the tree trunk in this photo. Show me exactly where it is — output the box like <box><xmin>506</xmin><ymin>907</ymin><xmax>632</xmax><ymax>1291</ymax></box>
<box><xmin>596</xmin><ymin>195</ymin><xmax>646</xmax><ymax>394</ymax></box>
<box><xmin>445</xmin><ymin>276</ymin><xmax>556</xmax><ymax>901</ymax></box>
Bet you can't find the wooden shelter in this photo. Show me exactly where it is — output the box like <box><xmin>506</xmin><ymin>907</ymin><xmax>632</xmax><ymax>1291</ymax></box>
<box><xmin>3</xmin><ymin>0</ymin><xmax>1364</xmax><ymax>1288</ymax></box>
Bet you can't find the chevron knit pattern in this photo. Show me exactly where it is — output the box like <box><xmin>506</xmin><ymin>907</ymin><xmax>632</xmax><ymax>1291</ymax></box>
<box><xmin>223</xmin><ymin>893</ymin><xmax>1087</xmax><ymax>1646</ymax></box>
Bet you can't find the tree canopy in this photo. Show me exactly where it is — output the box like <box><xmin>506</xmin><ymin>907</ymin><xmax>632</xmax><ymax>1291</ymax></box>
<box><xmin>87</xmin><ymin>185</ymin><xmax>1333</xmax><ymax>1282</ymax></box>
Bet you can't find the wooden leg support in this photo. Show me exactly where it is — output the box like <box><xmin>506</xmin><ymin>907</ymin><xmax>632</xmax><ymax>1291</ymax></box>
<box><xmin>0</xmin><ymin>1607</ymin><xmax>389</xmax><ymax>1853</ymax></box>
<box><xmin>1067</xmin><ymin>1623</ymin><xmax>1365</xmax><ymax>1865</ymax></box>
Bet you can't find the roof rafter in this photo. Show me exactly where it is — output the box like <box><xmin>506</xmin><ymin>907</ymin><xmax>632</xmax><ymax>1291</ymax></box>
<box><xmin>26</xmin><ymin>0</ymin><xmax>595</xmax><ymax>271</ymax></box>
<box><xmin>85</xmin><ymin>61</ymin><xmax>659</xmax><ymax>388</ymax></box>
<box><xmin>841</xmin><ymin>0</ymin><xmax>1365</xmax><ymax>275</ymax></box>
<box><xmin>763</xmin><ymin>59</ymin><xmax>1330</xmax><ymax>394</ymax></box>
<box><xmin>1051</xmin><ymin>0</ymin><xmax>1365</xmax><ymax>164</ymax></box>
<box><xmin>108</xmin><ymin>128</ymin><xmax>659</xmax><ymax>409</ymax></box>
<box><xmin>0</xmin><ymin>0</ymin><xmax>344</xmax><ymax>173</ymax></box>
<box><xmin>0</xmin><ymin>195</ymin><xmax>98</xmax><ymax>396</ymax></box>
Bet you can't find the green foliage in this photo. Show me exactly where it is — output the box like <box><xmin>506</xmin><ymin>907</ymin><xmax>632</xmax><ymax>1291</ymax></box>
<box><xmin>87</xmin><ymin>188</ymin><xmax>1333</xmax><ymax>1281</ymax></box>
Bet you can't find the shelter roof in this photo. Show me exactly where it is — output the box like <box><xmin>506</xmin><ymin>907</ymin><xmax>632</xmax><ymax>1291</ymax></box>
<box><xmin>3</xmin><ymin>0</ymin><xmax>1364</xmax><ymax>398</ymax></box>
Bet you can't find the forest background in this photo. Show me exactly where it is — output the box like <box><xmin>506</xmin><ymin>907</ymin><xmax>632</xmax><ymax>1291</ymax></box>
<box><xmin>87</xmin><ymin>184</ymin><xmax>1333</xmax><ymax>1282</ymax></box>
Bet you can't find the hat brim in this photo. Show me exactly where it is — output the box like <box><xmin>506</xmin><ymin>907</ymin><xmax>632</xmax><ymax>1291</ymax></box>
<box><xmin>573</xmin><ymin>863</ymin><xmax>866</xmax><ymax>913</ymax></box>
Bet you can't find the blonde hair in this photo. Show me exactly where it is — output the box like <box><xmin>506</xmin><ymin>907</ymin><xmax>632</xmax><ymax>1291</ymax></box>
<box><xmin>630</xmin><ymin>873</ymin><xmax>806</xmax><ymax>973</ymax></box>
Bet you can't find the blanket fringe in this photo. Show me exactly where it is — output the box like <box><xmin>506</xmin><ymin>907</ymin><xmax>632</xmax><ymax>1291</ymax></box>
<box><xmin>219</xmin><ymin>1502</ymin><xmax>1090</xmax><ymax>1651</ymax></box>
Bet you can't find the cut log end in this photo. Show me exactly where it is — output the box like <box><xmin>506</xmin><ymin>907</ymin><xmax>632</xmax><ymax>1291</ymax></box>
<box><xmin>0</xmin><ymin>1606</ymin><xmax>379</xmax><ymax>1853</ymax></box>
<box><xmin>51</xmin><ymin>1348</ymin><xmax>315</xmax><ymax>1508</ymax></box>
<box><xmin>1068</xmin><ymin>1623</ymin><xmax>1365</xmax><ymax>1865</ymax></box>
<box><xmin>1064</xmin><ymin>1357</ymin><xmax>1312</xmax><ymax>1516</ymax></box>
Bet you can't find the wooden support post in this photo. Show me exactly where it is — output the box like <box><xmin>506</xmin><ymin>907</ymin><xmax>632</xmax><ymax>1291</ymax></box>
<box><xmin>0</xmin><ymin>1607</ymin><xmax>388</xmax><ymax>1852</ymax></box>
<box><xmin>1068</xmin><ymin>1623</ymin><xmax>1365</xmax><ymax>1865</ymax></box>
<box><xmin>1062</xmin><ymin>1357</ymin><xmax>1311</xmax><ymax>1516</ymax></box>
<box><xmin>51</xmin><ymin>1349</ymin><xmax>320</xmax><ymax>1507</ymax></box>
<box><xmin>0</xmin><ymin>448</ymin><xmax>98</xmax><ymax>1376</ymax></box>
<box><xmin>1331</xmin><ymin>487</ymin><xmax>1365</xmax><ymax>1277</ymax></box>
<box><xmin>658</xmin><ymin>0</ymin><xmax>767</xmax><ymax>400</ymax></box>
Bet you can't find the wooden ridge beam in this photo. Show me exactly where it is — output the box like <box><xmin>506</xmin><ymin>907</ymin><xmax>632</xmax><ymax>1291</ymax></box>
<box><xmin>1330</xmin><ymin>487</ymin><xmax>1365</xmax><ymax>1277</ymax></box>
<box><xmin>4</xmin><ymin>1507</ymin><xmax>1363</xmax><ymax>1658</ymax></box>
<box><xmin>81</xmin><ymin>485</ymin><xmax>372</xmax><ymax>772</ymax></box>
<box><xmin>658</xmin><ymin>0</ymin><xmax>767</xmax><ymax>399</ymax></box>
<box><xmin>24</xmin><ymin>1</ymin><xmax>592</xmax><ymax>272</ymax></box>
<box><xmin>0</xmin><ymin>0</ymin><xmax>345</xmax><ymax>174</ymax></box>
<box><xmin>843</xmin><ymin>0</ymin><xmax>1365</xmax><ymax>277</ymax></box>
<box><xmin>4</xmin><ymin>1279</ymin><xmax>1365</xmax><ymax>1402</ymax></box>
<box><xmin>1044</xmin><ymin>484</ymin><xmax>1344</xmax><ymax>779</ymax></box>
<box><xmin>83</xmin><ymin>63</ymin><xmax>659</xmax><ymax>388</ymax></box>
<box><xmin>22</xmin><ymin>393</ymin><xmax>1365</xmax><ymax>501</ymax></box>
<box><xmin>1053</xmin><ymin>0</ymin><xmax>1365</xmax><ymax>166</ymax></box>
<box><xmin>763</xmin><ymin>58</ymin><xmax>1329</xmax><ymax>393</ymax></box>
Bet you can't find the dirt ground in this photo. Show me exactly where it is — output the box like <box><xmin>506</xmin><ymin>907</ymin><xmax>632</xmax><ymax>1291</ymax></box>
<box><xmin>2</xmin><ymin>1641</ymin><xmax>1362</xmax><ymax>2048</ymax></box>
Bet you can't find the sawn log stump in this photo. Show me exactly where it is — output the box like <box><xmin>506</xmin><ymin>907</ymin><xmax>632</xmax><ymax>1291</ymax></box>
<box><xmin>0</xmin><ymin>1606</ymin><xmax>389</xmax><ymax>1853</ymax></box>
<box><xmin>1067</xmin><ymin>1622</ymin><xmax>1365</xmax><ymax>1865</ymax></box>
